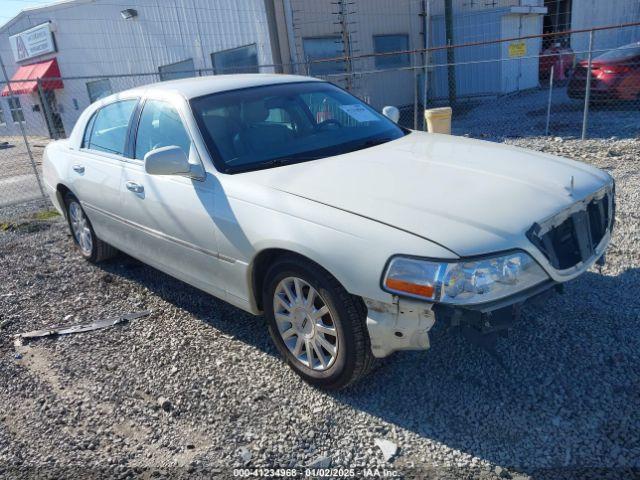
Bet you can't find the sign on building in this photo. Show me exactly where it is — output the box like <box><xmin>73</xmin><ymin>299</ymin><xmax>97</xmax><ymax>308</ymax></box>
<box><xmin>508</xmin><ymin>41</ymin><xmax>527</xmax><ymax>58</ymax></box>
<box><xmin>9</xmin><ymin>23</ymin><xmax>56</xmax><ymax>62</ymax></box>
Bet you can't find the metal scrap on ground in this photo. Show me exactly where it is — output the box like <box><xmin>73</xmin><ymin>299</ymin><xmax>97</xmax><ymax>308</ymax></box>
<box><xmin>13</xmin><ymin>310</ymin><xmax>151</xmax><ymax>346</ymax></box>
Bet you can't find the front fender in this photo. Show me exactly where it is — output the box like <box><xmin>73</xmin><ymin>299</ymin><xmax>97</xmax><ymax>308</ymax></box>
<box><xmin>214</xmin><ymin>187</ymin><xmax>458</xmax><ymax>313</ymax></box>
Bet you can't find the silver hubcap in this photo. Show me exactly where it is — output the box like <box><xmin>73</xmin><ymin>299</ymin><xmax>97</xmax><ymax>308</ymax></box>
<box><xmin>273</xmin><ymin>277</ymin><xmax>339</xmax><ymax>371</ymax></box>
<box><xmin>69</xmin><ymin>201</ymin><xmax>93</xmax><ymax>255</ymax></box>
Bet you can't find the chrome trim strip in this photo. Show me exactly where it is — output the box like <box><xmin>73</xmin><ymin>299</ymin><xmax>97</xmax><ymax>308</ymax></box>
<box><xmin>536</xmin><ymin>183</ymin><xmax>612</xmax><ymax>236</ymax></box>
<box><xmin>529</xmin><ymin>182</ymin><xmax>613</xmax><ymax>278</ymax></box>
<box><xmin>83</xmin><ymin>202</ymin><xmax>236</xmax><ymax>264</ymax></box>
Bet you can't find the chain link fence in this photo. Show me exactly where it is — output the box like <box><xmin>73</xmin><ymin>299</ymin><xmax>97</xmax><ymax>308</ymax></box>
<box><xmin>1</xmin><ymin>25</ymin><xmax>639</xmax><ymax>207</ymax></box>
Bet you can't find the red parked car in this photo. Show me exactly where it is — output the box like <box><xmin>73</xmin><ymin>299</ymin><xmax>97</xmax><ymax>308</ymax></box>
<box><xmin>568</xmin><ymin>42</ymin><xmax>640</xmax><ymax>101</ymax></box>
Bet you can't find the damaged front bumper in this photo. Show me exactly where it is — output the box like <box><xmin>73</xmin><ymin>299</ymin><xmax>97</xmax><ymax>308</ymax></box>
<box><xmin>433</xmin><ymin>280</ymin><xmax>559</xmax><ymax>346</ymax></box>
<box><xmin>364</xmin><ymin>280</ymin><xmax>560</xmax><ymax>358</ymax></box>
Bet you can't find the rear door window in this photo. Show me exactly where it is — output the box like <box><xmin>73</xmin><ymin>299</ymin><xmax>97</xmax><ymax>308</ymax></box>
<box><xmin>86</xmin><ymin>100</ymin><xmax>137</xmax><ymax>156</ymax></box>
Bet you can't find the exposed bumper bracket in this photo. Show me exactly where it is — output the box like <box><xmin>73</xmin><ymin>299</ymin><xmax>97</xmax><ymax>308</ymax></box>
<box><xmin>364</xmin><ymin>297</ymin><xmax>436</xmax><ymax>358</ymax></box>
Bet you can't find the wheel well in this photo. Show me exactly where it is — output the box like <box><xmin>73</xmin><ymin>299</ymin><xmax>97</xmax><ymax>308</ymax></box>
<box><xmin>56</xmin><ymin>184</ymin><xmax>73</xmax><ymax>215</ymax></box>
<box><xmin>251</xmin><ymin>249</ymin><xmax>333</xmax><ymax>311</ymax></box>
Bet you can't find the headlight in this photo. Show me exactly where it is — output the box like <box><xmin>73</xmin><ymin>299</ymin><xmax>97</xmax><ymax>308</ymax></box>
<box><xmin>382</xmin><ymin>251</ymin><xmax>549</xmax><ymax>305</ymax></box>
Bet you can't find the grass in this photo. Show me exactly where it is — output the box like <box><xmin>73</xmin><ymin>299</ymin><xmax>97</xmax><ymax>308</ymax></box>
<box><xmin>32</xmin><ymin>209</ymin><xmax>60</xmax><ymax>220</ymax></box>
<box><xmin>0</xmin><ymin>209</ymin><xmax>60</xmax><ymax>233</ymax></box>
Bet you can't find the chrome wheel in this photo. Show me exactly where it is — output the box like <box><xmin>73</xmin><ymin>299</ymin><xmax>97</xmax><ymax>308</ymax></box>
<box><xmin>68</xmin><ymin>201</ymin><xmax>93</xmax><ymax>255</ymax></box>
<box><xmin>273</xmin><ymin>277</ymin><xmax>339</xmax><ymax>371</ymax></box>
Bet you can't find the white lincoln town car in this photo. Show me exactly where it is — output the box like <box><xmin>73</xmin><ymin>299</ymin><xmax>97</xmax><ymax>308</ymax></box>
<box><xmin>43</xmin><ymin>74</ymin><xmax>614</xmax><ymax>389</ymax></box>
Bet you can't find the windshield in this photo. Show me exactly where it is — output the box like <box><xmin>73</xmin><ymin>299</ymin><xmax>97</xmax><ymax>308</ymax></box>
<box><xmin>190</xmin><ymin>81</ymin><xmax>406</xmax><ymax>173</ymax></box>
<box><xmin>594</xmin><ymin>43</ymin><xmax>640</xmax><ymax>62</ymax></box>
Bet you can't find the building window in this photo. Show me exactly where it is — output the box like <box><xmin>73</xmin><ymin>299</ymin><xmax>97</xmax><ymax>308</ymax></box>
<box><xmin>86</xmin><ymin>79</ymin><xmax>113</xmax><ymax>103</ymax></box>
<box><xmin>0</xmin><ymin>102</ymin><xmax>5</xmax><ymax>125</ymax></box>
<box><xmin>211</xmin><ymin>44</ymin><xmax>259</xmax><ymax>74</ymax></box>
<box><xmin>302</xmin><ymin>37</ymin><xmax>345</xmax><ymax>76</ymax></box>
<box><xmin>8</xmin><ymin>97</ymin><xmax>25</xmax><ymax>123</ymax></box>
<box><xmin>158</xmin><ymin>58</ymin><xmax>196</xmax><ymax>81</ymax></box>
<box><xmin>373</xmin><ymin>34</ymin><xmax>410</xmax><ymax>69</ymax></box>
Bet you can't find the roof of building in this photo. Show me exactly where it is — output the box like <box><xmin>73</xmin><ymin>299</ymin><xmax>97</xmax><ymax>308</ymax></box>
<box><xmin>0</xmin><ymin>0</ymin><xmax>91</xmax><ymax>32</ymax></box>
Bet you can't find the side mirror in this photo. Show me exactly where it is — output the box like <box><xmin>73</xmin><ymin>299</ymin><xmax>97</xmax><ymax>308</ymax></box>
<box><xmin>144</xmin><ymin>146</ymin><xmax>204</xmax><ymax>179</ymax></box>
<box><xmin>382</xmin><ymin>106</ymin><xmax>400</xmax><ymax>124</ymax></box>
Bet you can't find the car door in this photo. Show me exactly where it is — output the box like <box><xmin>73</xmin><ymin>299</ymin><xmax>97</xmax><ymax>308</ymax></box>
<box><xmin>120</xmin><ymin>97</ymin><xmax>225</xmax><ymax>299</ymax></box>
<box><xmin>67</xmin><ymin>98</ymin><xmax>138</xmax><ymax>248</ymax></box>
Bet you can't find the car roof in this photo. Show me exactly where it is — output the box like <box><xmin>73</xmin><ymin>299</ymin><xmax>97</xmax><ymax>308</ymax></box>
<box><xmin>124</xmin><ymin>74</ymin><xmax>323</xmax><ymax>100</ymax></box>
<box><xmin>69</xmin><ymin>74</ymin><xmax>325</xmax><ymax>149</ymax></box>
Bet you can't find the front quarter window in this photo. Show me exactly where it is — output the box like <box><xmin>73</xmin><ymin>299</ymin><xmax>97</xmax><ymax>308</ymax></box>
<box><xmin>191</xmin><ymin>81</ymin><xmax>406</xmax><ymax>173</ymax></box>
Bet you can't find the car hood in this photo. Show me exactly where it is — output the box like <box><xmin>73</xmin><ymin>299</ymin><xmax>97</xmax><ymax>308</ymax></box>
<box><xmin>240</xmin><ymin>132</ymin><xmax>611</xmax><ymax>257</ymax></box>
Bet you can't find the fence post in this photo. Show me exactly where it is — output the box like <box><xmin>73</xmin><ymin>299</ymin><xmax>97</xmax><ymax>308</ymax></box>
<box><xmin>581</xmin><ymin>29</ymin><xmax>595</xmax><ymax>140</ymax></box>
<box><xmin>0</xmin><ymin>54</ymin><xmax>45</xmax><ymax>198</ymax></box>
<box><xmin>421</xmin><ymin>0</ymin><xmax>431</xmax><ymax>131</ymax></box>
<box><xmin>413</xmin><ymin>54</ymin><xmax>419</xmax><ymax>130</ymax></box>
<box><xmin>545</xmin><ymin>64</ymin><xmax>555</xmax><ymax>136</ymax></box>
<box><xmin>37</xmin><ymin>78</ymin><xmax>58</xmax><ymax>141</ymax></box>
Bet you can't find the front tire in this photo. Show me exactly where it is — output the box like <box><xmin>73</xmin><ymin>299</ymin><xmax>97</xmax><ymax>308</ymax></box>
<box><xmin>64</xmin><ymin>193</ymin><xmax>117</xmax><ymax>263</ymax></box>
<box><xmin>263</xmin><ymin>256</ymin><xmax>376</xmax><ymax>389</ymax></box>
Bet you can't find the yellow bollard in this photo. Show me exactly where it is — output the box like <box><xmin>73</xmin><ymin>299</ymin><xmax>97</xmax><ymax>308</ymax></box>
<box><xmin>424</xmin><ymin>107</ymin><xmax>452</xmax><ymax>134</ymax></box>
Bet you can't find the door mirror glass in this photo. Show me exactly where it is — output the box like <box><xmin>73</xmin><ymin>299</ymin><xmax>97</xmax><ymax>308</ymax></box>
<box><xmin>382</xmin><ymin>106</ymin><xmax>400</xmax><ymax>124</ymax></box>
<box><xmin>144</xmin><ymin>146</ymin><xmax>192</xmax><ymax>176</ymax></box>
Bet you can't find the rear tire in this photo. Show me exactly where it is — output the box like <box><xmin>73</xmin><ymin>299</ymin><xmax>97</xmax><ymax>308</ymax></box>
<box><xmin>64</xmin><ymin>193</ymin><xmax>117</xmax><ymax>263</ymax></box>
<box><xmin>263</xmin><ymin>255</ymin><xmax>376</xmax><ymax>389</ymax></box>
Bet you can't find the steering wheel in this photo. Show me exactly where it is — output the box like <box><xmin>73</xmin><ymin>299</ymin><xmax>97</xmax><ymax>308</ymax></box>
<box><xmin>316</xmin><ymin>118</ymin><xmax>342</xmax><ymax>130</ymax></box>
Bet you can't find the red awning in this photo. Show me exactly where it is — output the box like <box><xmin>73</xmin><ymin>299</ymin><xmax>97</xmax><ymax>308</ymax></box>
<box><xmin>1</xmin><ymin>58</ymin><xmax>63</xmax><ymax>96</ymax></box>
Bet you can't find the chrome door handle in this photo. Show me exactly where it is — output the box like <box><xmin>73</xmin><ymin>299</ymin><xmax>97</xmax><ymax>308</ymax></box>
<box><xmin>72</xmin><ymin>164</ymin><xmax>85</xmax><ymax>174</ymax></box>
<box><xmin>125</xmin><ymin>181</ymin><xmax>144</xmax><ymax>194</ymax></box>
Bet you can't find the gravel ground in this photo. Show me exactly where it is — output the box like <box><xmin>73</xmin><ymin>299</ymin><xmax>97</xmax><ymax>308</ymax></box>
<box><xmin>449</xmin><ymin>85</ymin><xmax>640</xmax><ymax>141</ymax></box>
<box><xmin>1</xmin><ymin>137</ymin><xmax>639</xmax><ymax>480</ymax></box>
<box><xmin>0</xmin><ymin>136</ymin><xmax>49</xmax><ymax>207</ymax></box>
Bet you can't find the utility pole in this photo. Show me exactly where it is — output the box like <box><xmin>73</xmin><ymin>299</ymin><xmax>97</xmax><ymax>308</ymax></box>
<box><xmin>335</xmin><ymin>0</ymin><xmax>354</xmax><ymax>90</ymax></box>
<box><xmin>420</xmin><ymin>0</ymin><xmax>431</xmax><ymax>119</ymax></box>
<box><xmin>444</xmin><ymin>0</ymin><xmax>456</xmax><ymax>106</ymax></box>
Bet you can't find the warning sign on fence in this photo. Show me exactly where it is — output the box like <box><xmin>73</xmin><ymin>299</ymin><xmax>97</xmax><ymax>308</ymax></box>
<box><xmin>508</xmin><ymin>41</ymin><xmax>527</xmax><ymax>58</ymax></box>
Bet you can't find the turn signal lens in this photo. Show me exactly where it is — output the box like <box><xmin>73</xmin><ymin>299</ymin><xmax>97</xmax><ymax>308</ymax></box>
<box><xmin>385</xmin><ymin>278</ymin><xmax>435</xmax><ymax>298</ymax></box>
<box><xmin>382</xmin><ymin>257</ymin><xmax>441</xmax><ymax>300</ymax></box>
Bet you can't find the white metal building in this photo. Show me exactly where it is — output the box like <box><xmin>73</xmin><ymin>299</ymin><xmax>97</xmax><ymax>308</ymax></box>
<box><xmin>570</xmin><ymin>0</ymin><xmax>640</xmax><ymax>56</ymax></box>
<box><xmin>286</xmin><ymin>0</ymin><xmax>547</xmax><ymax>107</ymax></box>
<box><xmin>0</xmin><ymin>0</ymin><xmax>550</xmax><ymax>139</ymax></box>
<box><xmin>0</xmin><ymin>0</ymin><xmax>279</xmax><ymax>137</ymax></box>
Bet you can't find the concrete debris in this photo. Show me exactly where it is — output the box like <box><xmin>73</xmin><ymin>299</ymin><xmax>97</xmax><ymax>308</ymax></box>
<box><xmin>306</xmin><ymin>455</ymin><xmax>331</xmax><ymax>469</ymax></box>
<box><xmin>374</xmin><ymin>438</ymin><xmax>398</xmax><ymax>462</ymax></box>
<box><xmin>238</xmin><ymin>446</ymin><xmax>252</xmax><ymax>465</ymax></box>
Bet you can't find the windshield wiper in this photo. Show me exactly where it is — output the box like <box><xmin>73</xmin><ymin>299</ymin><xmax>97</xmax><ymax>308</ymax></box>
<box><xmin>264</xmin><ymin>154</ymin><xmax>323</xmax><ymax>166</ymax></box>
<box><xmin>225</xmin><ymin>155</ymin><xmax>322</xmax><ymax>173</ymax></box>
<box><xmin>361</xmin><ymin>137</ymin><xmax>394</xmax><ymax>148</ymax></box>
